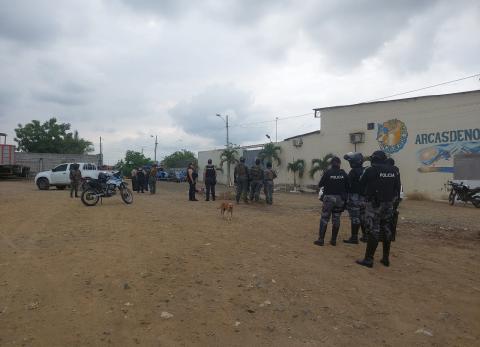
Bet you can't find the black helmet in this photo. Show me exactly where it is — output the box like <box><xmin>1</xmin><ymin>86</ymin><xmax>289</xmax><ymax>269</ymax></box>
<box><xmin>370</xmin><ymin>150</ymin><xmax>387</xmax><ymax>164</ymax></box>
<box><xmin>385</xmin><ymin>158</ymin><xmax>395</xmax><ymax>166</ymax></box>
<box><xmin>239</xmin><ymin>157</ymin><xmax>246</xmax><ymax>163</ymax></box>
<box><xmin>343</xmin><ymin>152</ymin><xmax>363</xmax><ymax>168</ymax></box>
<box><xmin>330</xmin><ymin>156</ymin><xmax>341</xmax><ymax>167</ymax></box>
<box><xmin>208</xmin><ymin>159</ymin><xmax>212</xmax><ymax>164</ymax></box>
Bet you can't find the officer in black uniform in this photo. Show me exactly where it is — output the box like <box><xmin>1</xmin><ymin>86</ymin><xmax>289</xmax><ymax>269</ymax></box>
<box><xmin>343</xmin><ymin>152</ymin><xmax>367</xmax><ymax>244</ymax></box>
<box><xmin>356</xmin><ymin>150</ymin><xmax>401</xmax><ymax>268</ymax></box>
<box><xmin>204</xmin><ymin>159</ymin><xmax>217</xmax><ymax>201</ymax></box>
<box><xmin>386</xmin><ymin>157</ymin><xmax>401</xmax><ymax>241</ymax></box>
<box><xmin>314</xmin><ymin>156</ymin><xmax>348</xmax><ymax>246</ymax></box>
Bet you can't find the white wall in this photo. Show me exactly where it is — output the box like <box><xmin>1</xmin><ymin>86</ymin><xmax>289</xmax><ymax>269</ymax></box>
<box><xmin>199</xmin><ymin>91</ymin><xmax>480</xmax><ymax>199</ymax></box>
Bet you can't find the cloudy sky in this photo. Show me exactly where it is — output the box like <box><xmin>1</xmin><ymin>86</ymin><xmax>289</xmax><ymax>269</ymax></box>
<box><xmin>1</xmin><ymin>0</ymin><xmax>479</xmax><ymax>164</ymax></box>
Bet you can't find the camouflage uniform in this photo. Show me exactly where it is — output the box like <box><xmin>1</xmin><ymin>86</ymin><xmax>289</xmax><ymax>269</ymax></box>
<box><xmin>263</xmin><ymin>167</ymin><xmax>277</xmax><ymax>205</ymax></box>
<box><xmin>364</xmin><ymin>201</ymin><xmax>394</xmax><ymax>242</ymax></box>
<box><xmin>320</xmin><ymin>195</ymin><xmax>345</xmax><ymax>229</ymax></box>
<box><xmin>69</xmin><ymin>164</ymin><xmax>82</xmax><ymax>198</ymax></box>
<box><xmin>347</xmin><ymin>193</ymin><xmax>366</xmax><ymax>226</ymax></box>
<box><xmin>234</xmin><ymin>161</ymin><xmax>249</xmax><ymax>203</ymax></box>
<box><xmin>249</xmin><ymin>164</ymin><xmax>264</xmax><ymax>202</ymax></box>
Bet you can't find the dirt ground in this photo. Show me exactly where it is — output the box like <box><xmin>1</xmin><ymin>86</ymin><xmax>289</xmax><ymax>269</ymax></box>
<box><xmin>0</xmin><ymin>180</ymin><xmax>479</xmax><ymax>347</ymax></box>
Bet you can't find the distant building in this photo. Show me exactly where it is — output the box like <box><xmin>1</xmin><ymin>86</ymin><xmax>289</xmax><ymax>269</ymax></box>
<box><xmin>198</xmin><ymin>90</ymin><xmax>480</xmax><ymax>199</ymax></box>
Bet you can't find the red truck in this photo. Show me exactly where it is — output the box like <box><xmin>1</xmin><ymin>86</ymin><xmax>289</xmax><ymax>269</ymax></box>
<box><xmin>0</xmin><ymin>133</ymin><xmax>30</xmax><ymax>178</ymax></box>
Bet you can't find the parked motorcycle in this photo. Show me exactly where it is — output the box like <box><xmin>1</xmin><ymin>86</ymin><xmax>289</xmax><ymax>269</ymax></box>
<box><xmin>448</xmin><ymin>181</ymin><xmax>480</xmax><ymax>208</ymax></box>
<box><xmin>81</xmin><ymin>171</ymin><xmax>133</xmax><ymax>206</ymax></box>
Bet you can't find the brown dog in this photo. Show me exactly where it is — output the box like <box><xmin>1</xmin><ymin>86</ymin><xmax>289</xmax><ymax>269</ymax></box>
<box><xmin>219</xmin><ymin>201</ymin><xmax>234</xmax><ymax>220</ymax></box>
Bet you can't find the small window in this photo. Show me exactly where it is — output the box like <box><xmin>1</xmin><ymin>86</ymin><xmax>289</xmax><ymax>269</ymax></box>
<box><xmin>53</xmin><ymin>164</ymin><xmax>68</xmax><ymax>172</ymax></box>
<box><xmin>83</xmin><ymin>164</ymin><xmax>88</xmax><ymax>170</ymax></box>
<box><xmin>91</xmin><ymin>164</ymin><xmax>96</xmax><ymax>170</ymax></box>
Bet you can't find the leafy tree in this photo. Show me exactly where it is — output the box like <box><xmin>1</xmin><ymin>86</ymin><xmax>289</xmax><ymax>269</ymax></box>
<box><xmin>309</xmin><ymin>153</ymin><xmax>334</xmax><ymax>178</ymax></box>
<box><xmin>162</xmin><ymin>149</ymin><xmax>197</xmax><ymax>168</ymax></box>
<box><xmin>287</xmin><ymin>159</ymin><xmax>306</xmax><ymax>189</ymax></box>
<box><xmin>258</xmin><ymin>142</ymin><xmax>282</xmax><ymax>166</ymax></box>
<box><xmin>117</xmin><ymin>150</ymin><xmax>152</xmax><ymax>176</ymax></box>
<box><xmin>220</xmin><ymin>146</ymin><xmax>239</xmax><ymax>186</ymax></box>
<box><xmin>14</xmin><ymin>118</ymin><xmax>93</xmax><ymax>153</ymax></box>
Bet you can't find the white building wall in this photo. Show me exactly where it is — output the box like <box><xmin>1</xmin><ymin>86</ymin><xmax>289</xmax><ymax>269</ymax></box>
<box><xmin>198</xmin><ymin>91</ymin><xmax>480</xmax><ymax>199</ymax></box>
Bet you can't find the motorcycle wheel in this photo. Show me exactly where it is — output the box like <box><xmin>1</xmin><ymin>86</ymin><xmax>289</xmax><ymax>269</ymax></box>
<box><xmin>473</xmin><ymin>200</ymin><xmax>480</xmax><ymax>208</ymax></box>
<box><xmin>448</xmin><ymin>190</ymin><xmax>456</xmax><ymax>206</ymax></box>
<box><xmin>81</xmin><ymin>189</ymin><xmax>100</xmax><ymax>206</ymax></box>
<box><xmin>120</xmin><ymin>187</ymin><xmax>134</xmax><ymax>204</ymax></box>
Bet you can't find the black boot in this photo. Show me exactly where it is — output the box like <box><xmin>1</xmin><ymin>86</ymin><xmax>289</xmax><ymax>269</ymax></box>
<box><xmin>356</xmin><ymin>236</ymin><xmax>378</xmax><ymax>268</ymax></box>
<box><xmin>314</xmin><ymin>223</ymin><xmax>327</xmax><ymax>246</ymax></box>
<box><xmin>344</xmin><ymin>223</ymin><xmax>359</xmax><ymax>244</ymax></box>
<box><xmin>380</xmin><ymin>241</ymin><xmax>391</xmax><ymax>267</ymax></box>
<box><xmin>359</xmin><ymin>223</ymin><xmax>367</xmax><ymax>243</ymax></box>
<box><xmin>330</xmin><ymin>225</ymin><xmax>339</xmax><ymax>246</ymax></box>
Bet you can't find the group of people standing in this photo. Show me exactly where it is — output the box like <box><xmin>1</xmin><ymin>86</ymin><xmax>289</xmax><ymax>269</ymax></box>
<box><xmin>185</xmin><ymin>158</ymin><xmax>277</xmax><ymax>204</ymax></box>
<box><xmin>234</xmin><ymin>157</ymin><xmax>277</xmax><ymax>205</ymax></box>
<box><xmin>131</xmin><ymin>164</ymin><xmax>158</xmax><ymax>194</ymax></box>
<box><xmin>314</xmin><ymin>150</ymin><xmax>401</xmax><ymax>268</ymax></box>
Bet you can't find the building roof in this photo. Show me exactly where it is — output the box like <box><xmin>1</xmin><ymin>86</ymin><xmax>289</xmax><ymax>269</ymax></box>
<box><xmin>313</xmin><ymin>89</ymin><xmax>480</xmax><ymax>112</ymax></box>
<box><xmin>283</xmin><ymin>130</ymin><xmax>320</xmax><ymax>141</ymax></box>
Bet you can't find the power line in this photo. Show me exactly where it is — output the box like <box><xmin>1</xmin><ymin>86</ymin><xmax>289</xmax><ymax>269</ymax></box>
<box><xmin>365</xmin><ymin>73</ymin><xmax>480</xmax><ymax>103</ymax></box>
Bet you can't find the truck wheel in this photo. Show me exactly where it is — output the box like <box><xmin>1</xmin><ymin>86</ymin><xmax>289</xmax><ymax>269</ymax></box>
<box><xmin>37</xmin><ymin>178</ymin><xmax>50</xmax><ymax>190</ymax></box>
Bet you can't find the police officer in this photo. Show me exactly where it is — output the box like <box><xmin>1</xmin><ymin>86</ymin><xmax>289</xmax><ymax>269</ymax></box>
<box><xmin>249</xmin><ymin>158</ymin><xmax>264</xmax><ymax>202</ymax></box>
<box><xmin>234</xmin><ymin>157</ymin><xmax>249</xmax><ymax>204</ymax></box>
<box><xmin>356</xmin><ymin>150</ymin><xmax>401</xmax><ymax>268</ymax></box>
<box><xmin>343</xmin><ymin>152</ymin><xmax>367</xmax><ymax>244</ymax></box>
<box><xmin>263</xmin><ymin>162</ymin><xmax>277</xmax><ymax>205</ymax></box>
<box><xmin>386</xmin><ymin>157</ymin><xmax>401</xmax><ymax>241</ymax></box>
<box><xmin>314</xmin><ymin>156</ymin><xmax>348</xmax><ymax>246</ymax></box>
<box><xmin>204</xmin><ymin>159</ymin><xmax>217</xmax><ymax>201</ymax></box>
<box><xmin>187</xmin><ymin>162</ymin><xmax>198</xmax><ymax>201</ymax></box>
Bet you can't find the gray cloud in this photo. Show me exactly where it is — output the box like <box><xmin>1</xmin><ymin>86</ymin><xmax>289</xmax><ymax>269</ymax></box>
<box><xmin>1</xmin><ymin>0</ymin><xmax>478</xmax><ymax>164</ymax></box>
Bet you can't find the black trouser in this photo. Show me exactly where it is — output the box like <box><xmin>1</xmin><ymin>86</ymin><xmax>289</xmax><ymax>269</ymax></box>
<box><xmin>137</xmin><ymin>179</ymin><xmax>144</xmax><ymax>193</ymax></box>
<box><xmin>189</xmin><ymin>181</ymin><xmax>196</xmax><ymax>200</ymax></box>
<box><xmin>205</xmin><ymin>179</ymin><xmax>216</xmax><ymax>200</ymax></box>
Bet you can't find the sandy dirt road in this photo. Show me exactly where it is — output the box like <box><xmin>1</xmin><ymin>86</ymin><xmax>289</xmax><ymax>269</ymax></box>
<box><xmin>0</xmin><ymin>180</ymin><xmax>479</xmax><ymax>346</ymax></box>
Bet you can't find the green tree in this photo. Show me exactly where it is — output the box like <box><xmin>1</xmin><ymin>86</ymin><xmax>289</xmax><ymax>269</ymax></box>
<box><xmin>258</xmin><ymin>142</ymin><xmax>282</xmax><ymax>166</ymax></box>
<box><xmin>287</xmin><ymin>159</ymin><xmax>306</xmax><ymax>189</ymax></box>
<box><xmin>220</xmin><ymin>146</ymin><xmax>239</xmax><ymax>186</ymax></box>
<box><xmin>309</xmin><ymin>153</ymin><xmax>334</xmax><ymax>179</ymax></box>
<box><xmin>162</xmin><ymin>149</ymin><xmax>197</xmax><ymax>168</ymax></box>
<box><xmin>14</xmin><ymin>118</ymin><xmax>93</xmax><ymax>154</ymax></box>
<box><xmin>117</xmin><ymin>150</ymin><xmax>152</xmax><ymax>176</ymax></box>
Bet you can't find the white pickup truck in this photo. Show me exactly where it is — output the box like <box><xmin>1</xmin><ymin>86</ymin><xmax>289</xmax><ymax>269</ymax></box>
<box><xmin>35</xmin><ymin>163</ymin><xmax>100</xmax><ymax>190</ymax></box>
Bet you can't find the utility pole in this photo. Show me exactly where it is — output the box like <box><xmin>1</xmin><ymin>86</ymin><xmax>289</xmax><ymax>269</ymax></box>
<box><xmin>99</xmin><ymin>136</ymin><xmax>103</xmax><ymax>166</ymax></box>
<box><xmin>275</xmin><ymin>117</ymin><xmax>279</xmax><ymax>142</ymax></box>
<box><xmin>153</xmin><ymin>135</ymin><xmax>158</xmax><ymax>163</ymax></box>
<box><xmin>216</xmin><ymin>113</ymin><xmax>231</xmax><ymax>186</ymax></box>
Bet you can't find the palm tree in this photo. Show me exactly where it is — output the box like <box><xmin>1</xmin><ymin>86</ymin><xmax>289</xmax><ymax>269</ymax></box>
<box><xmin>258</xmin><ymin>142</ymin><xmax>282</xmax><ymax>166</ymax></box>
<box><xmin>220</xmin><ymin>146</ymin><xmax>239</xmax><ymax>186</ymax></box>
<box><xmin>287</xmin><ymin>159</ymin><xmax>305</xmax><ymax>190</ymax></box>
<box><xmin>309</xmin><ymin>153</ymin><xmax>334</xmax><ymax>179</ymax></box>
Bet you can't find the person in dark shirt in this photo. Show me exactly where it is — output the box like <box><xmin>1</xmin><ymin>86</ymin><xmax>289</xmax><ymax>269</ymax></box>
<box><xmin>187</xmin><ymin>162</ymin><xmax>198</xmax><ymax>201</ymax></box>
<box><xmin>234</xmin><ymin>157</ymin><xmax>249</xmax><ymax>204</ymax></box>
<box><xmin>249</xmin><ymin>158</ymin><xmax>264</xmax><ymax>202</ymax></box>
<box><xmin>356</xmin><ymin>150</ymin><xmax>401</xmax><ymax>268</ymax></box>
<box><xmin>203</xmin><ymin>159</ymin><xmax>217</xmax><ymax>201</ymax></box>
<box><xmin>136</xmin><ymin>168</ymin><xmax>145</xmax><ymax>193</ymax></box>
<box><xmin>314</xmin><ymin>156</ymin><xmax>349</xmax><ymax>247</ymax></box>
<box><xmin>343</xmin><ymin>152</ymin><xmax>367</xmax><ymax>244</ymax></box>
